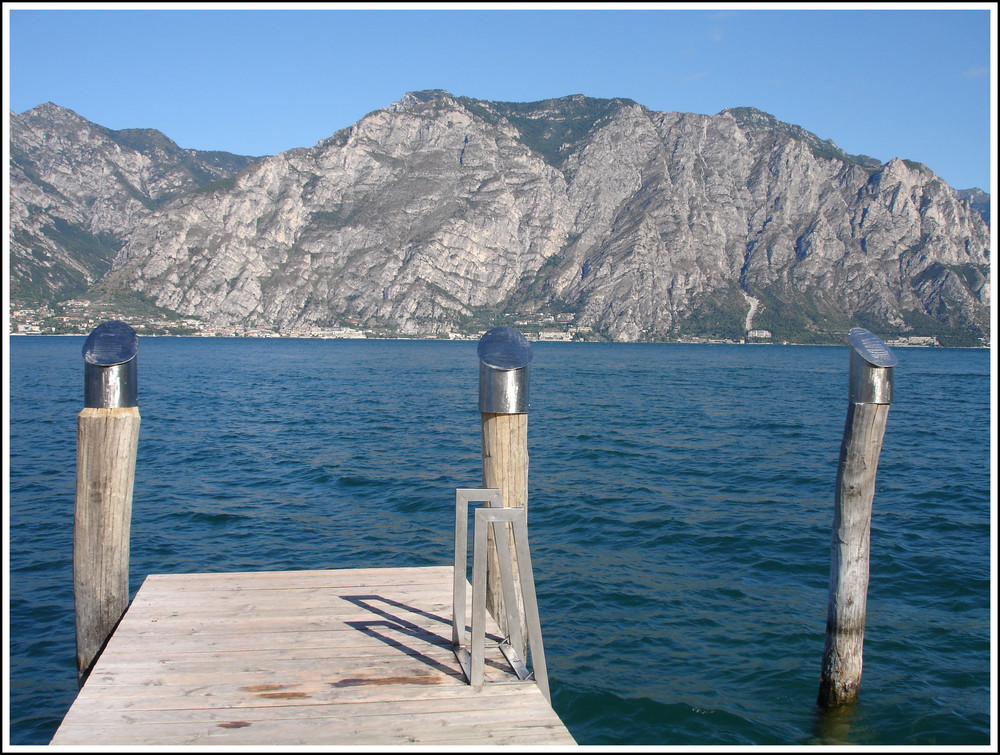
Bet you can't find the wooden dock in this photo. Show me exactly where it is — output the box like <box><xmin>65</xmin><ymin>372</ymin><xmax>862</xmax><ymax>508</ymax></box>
<box><xmin>51</xmin><ymin>565</ymin><xmax>576</xmax><ymax>746</ymax></box>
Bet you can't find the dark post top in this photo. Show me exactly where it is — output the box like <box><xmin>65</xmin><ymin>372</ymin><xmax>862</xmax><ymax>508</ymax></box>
<box><xmin>83</xmin><ymin>320</ymin><xmax>138</xmax><ymax>366</ymax></box>
<box><xmin>847</xmin><ymin>327</ymin><xmax>896</xmax><ymax>405</ymax></box>
<box><xmin>478</xmin><ymin>327</ymin><xmax>533</xmax><ymax>414</ymax></box>
<box><xmin>478</xmin><ymin>327</ymin><xmax>534</xmax><ymax>370</ymax></box>
<box><xmin>83</xmin><ymin>321</ymin><xmax>138</xmax><ymax>408</ymax></box>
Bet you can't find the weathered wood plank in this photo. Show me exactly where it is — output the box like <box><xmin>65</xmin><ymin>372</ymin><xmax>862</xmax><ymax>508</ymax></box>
<box><xmin>52</xmin><ymin>566</ymin><xmax>575</xmax><ymax>746</ymax></box>
<box><xmin>60</xmin><ymin>676</ymin><xmax>543</xmax><ymax>709</ymax></box>
<box><xmin>116</xmin><ymin>603</ymin><xmax>455</xmax><ymax>626</ymax></box>
<box><xmin>57</xmin><ymin>687</ymin><xmax>558</xmax><ymax>722</ymax></box>
<box><xmin>79</xmin><ymin>654</ymin><xmax>510</xmax><ymax>687</ymax></box>
<box><xmin>121</xmin><ymin>593</ymin><xmax>453</xmax><ymax>615</ymax></box>
<box><xmin>61</xmin><ymin>677</ymin><xmax>551</xmax><ymax>715</ymax></box>
<box><xmin>51</xmin><ymin>703</ymin><xmax>565</xmax><ymax>740</ymax></box>
<box><xmin>125</xmin><ymin>583</ymin><xmax>452</xmax><ymax>608</ymax></box>
<box><xmin>52</xmin><ymin>705</ymin><xmax>572</xmax><ymax>746</ymax></box>
<box><xmin>53</xmin><ymin>719</ymin><xmax>573</xmax><ymax>747</ymax></box>
<box><xmin>84</xmin><ymin>635</ymin><xmax>453</xmax><ymax>661</ymax></box>
<box><xmin>75</xmin><ymin>626</ymin><xmax>485</xmax><ymax>654</ymax></box>
<box><xmin>137</xmin><ymin>565</ymin><xmax>453</xmax><ymax>590</ymax></box>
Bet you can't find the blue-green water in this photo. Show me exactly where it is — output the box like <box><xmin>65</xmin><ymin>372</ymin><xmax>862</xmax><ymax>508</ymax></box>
<box><xmin>6</xmin><ymin>336</ymin><xmax>993</xmax><ymax>745</ymax></box>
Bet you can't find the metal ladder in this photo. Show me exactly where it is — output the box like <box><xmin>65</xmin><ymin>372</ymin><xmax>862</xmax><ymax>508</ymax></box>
<box><xmin>452</xmin><ymin>488</ymin><xmax>550</xmax><ymax>702</ymax></box>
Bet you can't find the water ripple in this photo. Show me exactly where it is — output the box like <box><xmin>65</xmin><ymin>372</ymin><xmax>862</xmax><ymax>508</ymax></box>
<box><xmin>7</xmin><ymin>338</ymin><xmax>991</xmax><ymax>745</ymax></box>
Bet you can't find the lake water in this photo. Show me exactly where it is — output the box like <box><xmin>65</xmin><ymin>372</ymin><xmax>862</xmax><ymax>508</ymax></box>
<box><xmin>6</xmin><ymin>336</ymin><xmax>993</xmax><ymax>745</ymax></box>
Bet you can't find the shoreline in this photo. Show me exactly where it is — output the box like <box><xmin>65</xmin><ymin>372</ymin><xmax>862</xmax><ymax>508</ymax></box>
<box><xmin>7</xmin><ymin>332</ymin><xmax>989</xmax><ymax>348</ymax></box>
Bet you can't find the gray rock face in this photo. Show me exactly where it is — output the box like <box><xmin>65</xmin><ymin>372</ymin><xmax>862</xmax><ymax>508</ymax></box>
<box><xmin>956</xmin><ymin>187</ymin><xmax>990</xmax><ymax>227</ymax></box>
<box><xmin>9</xmin><ymin>103</ymin><xmax>258</xmax><ymax>302</ymax></box>
<box><xmin>11</xmin><ymin>93</ymin><xmax>990</xmax><ymax>343</ymax></box>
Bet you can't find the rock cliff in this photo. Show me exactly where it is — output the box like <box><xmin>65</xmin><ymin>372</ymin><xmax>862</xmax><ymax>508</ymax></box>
<box><xmin>10</xmin><ymin>103</ymin><xmax>258</xmax><ymax>303</ymax></box>
<box><xmin>10</xmin><ymin>93</ymin><xmax>990</xmax><ymax>344</ymax></box>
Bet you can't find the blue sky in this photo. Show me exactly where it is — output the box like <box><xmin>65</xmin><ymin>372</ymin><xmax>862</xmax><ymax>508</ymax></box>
<box><xmin>4</xmin><ymin>4</ymin><xmax>996</xmax><ymax>191</ymax></box>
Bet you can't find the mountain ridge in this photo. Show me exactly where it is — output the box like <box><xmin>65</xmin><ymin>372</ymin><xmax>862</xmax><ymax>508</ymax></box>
<box><xmin>9</xmin><ymin>92</ymin><xmax>991</xmax><ymax>345</ymax></box>
<box><xmin>10</xmin><ymin>102</ymin><xmax>260</xmax><ymax>304</ymax></box>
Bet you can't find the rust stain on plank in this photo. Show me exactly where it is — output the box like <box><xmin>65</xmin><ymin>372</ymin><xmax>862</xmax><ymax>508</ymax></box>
<box><xmin>331</xmin><ymin>676</ymin><xmax>441</xmax><ymax>687</ymax></box>
<box><xmin>240</xmin><ymin>683</ymin><xmax>310</xmax><ymax>699</ymax></box>
<box><xmin>258</xmin><ymin>691</ymin><xmax>310</xmax><ymax>699</ymax></box>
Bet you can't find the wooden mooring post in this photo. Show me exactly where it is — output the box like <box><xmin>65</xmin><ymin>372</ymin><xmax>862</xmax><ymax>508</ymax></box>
<box><xmin>478</xmin><ymin>327</ymin><xmax>533</xmax><ymax>660</ymax></box>
<box><xmin>818</xmin><ymin>327</ymin><xmax>896</xmax><ymax>708</ymax></box>
<box><xmin>73</xmin><ymin>321</ymin><xmax>140</xmax><ymax>684</ymax></box>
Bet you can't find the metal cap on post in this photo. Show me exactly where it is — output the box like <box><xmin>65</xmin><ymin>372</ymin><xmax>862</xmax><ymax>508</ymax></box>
<box><xmin>83</xmin><ymin>321</ymin><xmax>139</xmax><ymax>409</ymax></box>
<box><xmin>478</xmin><ymin>327</ymin><xmax>533</xmax><ymax>414</ymax></box>
<box><xmin>847</xmin><ymin>327</ymin><xmax>897</xmax><ymax>405</ymax></box>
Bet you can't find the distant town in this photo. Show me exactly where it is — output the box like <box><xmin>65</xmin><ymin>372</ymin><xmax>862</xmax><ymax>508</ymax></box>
<box><xmin>10</xmin><ymin>300</ymin><xmax>588</xmax><ymax>342</ymax></box>
<box><xmin>9</xmin><ymin>300</ymin><xmax>947</xmax><ymax>347</ymax></box>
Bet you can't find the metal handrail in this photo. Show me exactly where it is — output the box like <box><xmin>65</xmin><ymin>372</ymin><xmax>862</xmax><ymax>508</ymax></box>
<box><xmin>452</xmin><ymin>488</ymin><xmax>550</xmax><ymax>702</ymax></box>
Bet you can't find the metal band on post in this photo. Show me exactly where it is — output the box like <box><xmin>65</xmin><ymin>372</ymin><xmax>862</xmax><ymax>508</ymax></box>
<box><xmin>83</xmin><ymin>320</ymin><xmax>139</xmax><ymax>408</ymax></box>
<box><xmin>478</xmin><ymin>326</ymin><xmax>532</xmax><ymax>414</ymax></box>
<box><xmin>819</xmin><ymin>327</ymin><xmax>896</xmax><ymax>709</ymax></box>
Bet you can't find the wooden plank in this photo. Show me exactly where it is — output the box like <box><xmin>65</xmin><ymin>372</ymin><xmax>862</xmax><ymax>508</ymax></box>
<box><xmin>111</xmin><ymin>606</ymin><xmax>456</xmax><ymax>630</ymax></box>
<box><xmin>51</xmin><ymin>566</ymin><xmax>575</xmax><ymax>746</ymax></box>
<box><xmin>52</xmin><ymin>687</ymin><xmax>568</xmax><ymax>742</ymax></box>
<box><xmin>137</xmin><ymin>565</ymin><xmax>454</xmax><ymax>590</ymax></box>
<box><xmin>60</xmin><ymin>677</ymin><xmax>552</xmax><ymax>714</ymax></box>
<box><xmin>59</xmin><ymin>677</ymin><xmax>544</xmax><ymax>710</ymax></box>
<box><xmin>127</xmin><ymin>584</ymin><xmax>458</xmax><ymax>606</ymax></box>
<box><xmin>105</xmin><ymin>630</ymin><xmax>480</xmax><ymax>662</ymax></box>
<box><xmin>53</xmin><ymin>720</ymin><xmax>573</xmax><ymax>747</ymax></box>
<box><xmin>79</xmin><ymin>655</ymin><xmax>509</xmax><ymax>689</ymax></box>
<box><xmin>51</xmin><ymin>699</ymin><xmax>572</xmax><ymax>745</ymax></box>
<box><xmin>82</xmin><ymin>637</ymin><xmax>454</xmax><ymax>663</ymax></box>
<box><xmin>118</xmin><ymin>598</ymin><xmax>459</xmax><ymax>622</ymax></box>
<box><xmin>56</xmin><ymin>687</ymin><xmax>557</xmax><ymax>721</ymax></box>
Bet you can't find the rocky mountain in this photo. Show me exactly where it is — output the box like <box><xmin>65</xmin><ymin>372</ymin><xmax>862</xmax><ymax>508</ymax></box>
<box><xmin>9</xmin><ymin>103</ymin><xmax>259</xmax><ymax>304</ymax></box>
<box><xmin>956</xmin><ymin>187</ymin><xmax>990</xmax><ymax>228</ymax></box>
<box><xmin>9</xmin><ymin>92</ymin><xmax>991</xmax><ymax>344</ymax></box>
